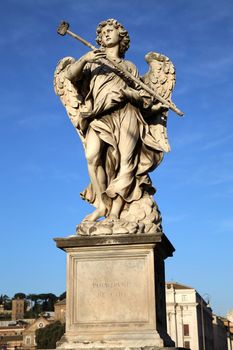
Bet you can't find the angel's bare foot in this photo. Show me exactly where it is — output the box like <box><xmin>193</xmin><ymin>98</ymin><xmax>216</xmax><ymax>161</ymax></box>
<box><xmin>104</xmin><ymin>214</ymin><xmax>119</xmax><ymax>222</ymax></box>
<box><xmin>83</xmin><ymin>207</ymin><xmax>107</xmax><ymax>222</ymax></box>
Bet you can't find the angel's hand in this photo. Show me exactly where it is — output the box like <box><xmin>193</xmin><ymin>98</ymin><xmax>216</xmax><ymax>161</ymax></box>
<box><xmin>120</xmin><ymin>87</ymin><xmax>141</xmax><ymax>104</ymax></box>
<box><xmin>81</xmin><ymin>50</ymin><xmax>106</xmax><ymax>64</ymax></box>
<box><xmin>151</xmin><ymin>101</ymin><xmax>168</xmax><ymax>112</ymax></box>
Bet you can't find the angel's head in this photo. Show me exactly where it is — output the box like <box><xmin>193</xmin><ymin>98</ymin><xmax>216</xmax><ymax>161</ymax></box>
<box><xmin>96</xmin><ymin>19</ymin><xmax>130</xmax><ymax>58</ymax></box>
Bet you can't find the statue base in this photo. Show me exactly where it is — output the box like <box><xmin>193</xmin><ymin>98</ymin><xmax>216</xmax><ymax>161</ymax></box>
<box><xmin>54</xmin><ymin>232</ymin><xmax>185</xmax><ymax>350</ymax></box>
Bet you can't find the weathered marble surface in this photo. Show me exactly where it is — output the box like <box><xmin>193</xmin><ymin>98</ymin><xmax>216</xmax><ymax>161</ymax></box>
<box><xmin>77</xmin><ymin>194</ymin><xmax>162</xmax><ymax>236</ymax></box>
<box><xmin>54</xmin><ymin>233</ymin><xmax>186</xmax><ymax>350</ymax></box>
<box><xmin>54</xmin><ymin>17</ymin><xmax>185</xmax><ymax>350</ymax></box>
<box><xmin>54</xmin><ymin>18</ymin><xmax>180</xmax><ymax>226</ymax></box>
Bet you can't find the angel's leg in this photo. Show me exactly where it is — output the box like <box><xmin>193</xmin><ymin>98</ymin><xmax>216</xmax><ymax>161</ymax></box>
<box><xmin>107</xmin><ymin>107</ymin><xmax>139</xmax><ymax>220</ymax></box>
<box><xmin>83</xmin><ymin>128</ymin><xmax>107</xmax><ymax>221</ymax></box>
<box><xmin>107</xmin><ymin>195</ymin><xmax>124</xmax><ymax>220</ymax></box>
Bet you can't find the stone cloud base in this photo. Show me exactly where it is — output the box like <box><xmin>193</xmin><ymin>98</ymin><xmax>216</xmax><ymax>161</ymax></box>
<box><xmin>54</xmin><ymin>233</ymin><xmax>186</xmax><ymax>350</ymax></box>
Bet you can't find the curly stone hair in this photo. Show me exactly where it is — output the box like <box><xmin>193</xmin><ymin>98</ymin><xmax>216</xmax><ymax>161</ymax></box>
<box><xmin>96</xmin><ymin>18</ymin><xmax>130</xmax><ymax>58</ymax></box>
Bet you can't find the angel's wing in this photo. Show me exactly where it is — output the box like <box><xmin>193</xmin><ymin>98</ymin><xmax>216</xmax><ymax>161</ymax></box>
<box><xmin>141</xmin><ymin>52</ymin><xmax>176</xmax><ymax>153</ymax></box>
<box><xmin>54</xmin><ymin>57</ymin><xmax>85</xmax><ymax>142</ymax></box>
<box><xmin>143</xmin><ymin>51</ymin><xmax>176</xmax><ymax>101</ymax></box>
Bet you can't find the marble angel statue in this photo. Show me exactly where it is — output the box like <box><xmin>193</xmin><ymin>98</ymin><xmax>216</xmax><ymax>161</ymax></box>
<box><xmin>54</xmin><ymin>18</ymin><xmax>179</xmax><ymax>235</ymax></box>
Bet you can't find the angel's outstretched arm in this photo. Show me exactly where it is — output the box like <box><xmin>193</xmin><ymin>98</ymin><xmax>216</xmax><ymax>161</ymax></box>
<box><xmin>66</xmin><ymin>51</ymin><xmax>106</xmax><ymax>82</ymax></box>
<box><xmin>66</xmin><ymin>58</ymin><xmax>86</xmax><ymax>82</ymax></box>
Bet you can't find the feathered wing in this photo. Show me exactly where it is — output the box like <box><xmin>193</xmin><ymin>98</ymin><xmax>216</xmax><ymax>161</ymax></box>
<box><xmin>141</xmin><ymin>52</ymin><xmax>176</xmax><ymax>153</ymax></box>
<box><xmin>54</xmin><ymin>57</ymin><xmax>86</xmax><ymax>142</ymax></box>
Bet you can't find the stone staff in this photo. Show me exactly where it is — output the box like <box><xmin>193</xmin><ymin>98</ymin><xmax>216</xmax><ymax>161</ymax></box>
<box><xmin>57</xmin><ymin>21</ymin><xmax>184</xmax><ymax>117</ymax></box>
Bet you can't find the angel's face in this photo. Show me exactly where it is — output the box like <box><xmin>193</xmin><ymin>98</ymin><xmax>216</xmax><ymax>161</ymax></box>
<box><xmin>101</xmin><ymin>24</ymin><xmax>120</xmax><ymax>48</ymax></box>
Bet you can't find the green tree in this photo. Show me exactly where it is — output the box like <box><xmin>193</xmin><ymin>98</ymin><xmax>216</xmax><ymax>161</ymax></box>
<box><xmin>35</xmin><ymin>321</ymin><xmax>65</xmax><ymax>349</ymax></box>
<box><xmin>13</xmin><ymin>292</ymin><xmax>26</xmax><ymax>299</ymax></box>
<box><xmin>58</xmin><ymin>292</ymin><xmax>66</xmax><ymax>300</ymax></box>
<box><xmin>38</xmin><ymin>293</ymin><xmax>58</xmax><ymax>312</ymax></box>
<box><xmin>0</xmin><ymin>313</ymin><xmax>11</xmax><ymax>321</ymax></box>
<box><xmin>27</xmin><ymin>294</ymin><xmax>42</xmax><ymax>316</ymax></box>
<box><xmin>27</xmin><ymin>293</ymin><xmax>58</xmax><ymax>315</ymax></box>
<box><xmin>0</xmin><ymin>294</ymin><xmax>9</xmax><ymax>304</ymax></box>
<box><xmin>0</xmin><ymin>295</ymin><xmax>12</xmax><ymax>310</ymax></box>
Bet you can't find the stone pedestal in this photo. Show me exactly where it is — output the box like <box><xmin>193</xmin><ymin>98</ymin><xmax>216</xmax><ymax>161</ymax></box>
<box><xmin>54</xmin><ymin>232</ymin><xmax>184</xmax><ymax>350</ymax></box>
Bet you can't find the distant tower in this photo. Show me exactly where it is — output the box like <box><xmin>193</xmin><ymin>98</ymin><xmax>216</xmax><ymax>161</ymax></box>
<box><xmin>12</xmin><ymin>298</ymin><xmax>25</xmax><ymax>320</ymax></box>
<box><xmin>54</xmin><ymin>299</ymin><xmax>66</xmax><ymax>323</ymax></box>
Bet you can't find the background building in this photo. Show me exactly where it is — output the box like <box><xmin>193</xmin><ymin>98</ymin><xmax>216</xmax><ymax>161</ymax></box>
<box><xmin>0</xmin><ymin>304</ymin><xmax>11</xmax><ymax>321</ymax></box>
<box><xmin>23</xmin><ymin>316</ymin><xmax>50</xmax><ymax>350</ymax></box>
<box><xmin>11</xmin><ymin>298</ymin><xmax>24</xmax><ymax>321</ymax></box>
<box><xmin>212</xmin><ymin>314</ymin><xmax>228</xmax><ymax>350</ymax></box>
<box><xmin>54</xmin><ymin>299</ymin><xmax>66</xmax><ymax>324</ymax></box>
<box><xmin>220</xmin><ymin>317</ymin><xmax>233</xmax><ymax>350</ymax></box>
<box><xmin>0</xmin><ymin>322</ymin><xmax>26</xmax><ymax>350</ymax></box>
<box><xmin>166</xmin><ymin>282</ymin><xmax>213</xmax><ymax>350</ymax></box>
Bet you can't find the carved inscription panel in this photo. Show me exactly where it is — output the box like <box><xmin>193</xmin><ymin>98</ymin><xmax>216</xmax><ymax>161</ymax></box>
<box><xmin>73</xmin><ymin>253</ymin><xmax>151</xmax><ymax>324</ymax></box>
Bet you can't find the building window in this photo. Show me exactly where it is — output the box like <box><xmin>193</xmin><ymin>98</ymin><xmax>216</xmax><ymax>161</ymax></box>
<box><xmin>184</xmin><ymin>341</ymin><xmax>190</xmax><ymax>348</ymax></box>
<box><xmin>183</xmin><ymin>324</ymin><xmax>190</xmax><ymax>336</ymax></box>
<box><xmin>26</xmin><ymin>336</ymin><xmax>31</xmax><ymax>345</ymax></box>
<box><xmin>182</xmin><ymin>295</ymin><xmax>187</xmax><ymax>301</ymax></box>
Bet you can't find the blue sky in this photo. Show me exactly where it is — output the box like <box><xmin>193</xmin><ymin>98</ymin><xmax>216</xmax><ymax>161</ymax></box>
<box><xmin>0</xmin><ymin>0</ymin><xmax>232</xmax><ymax>316</ymax></box>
